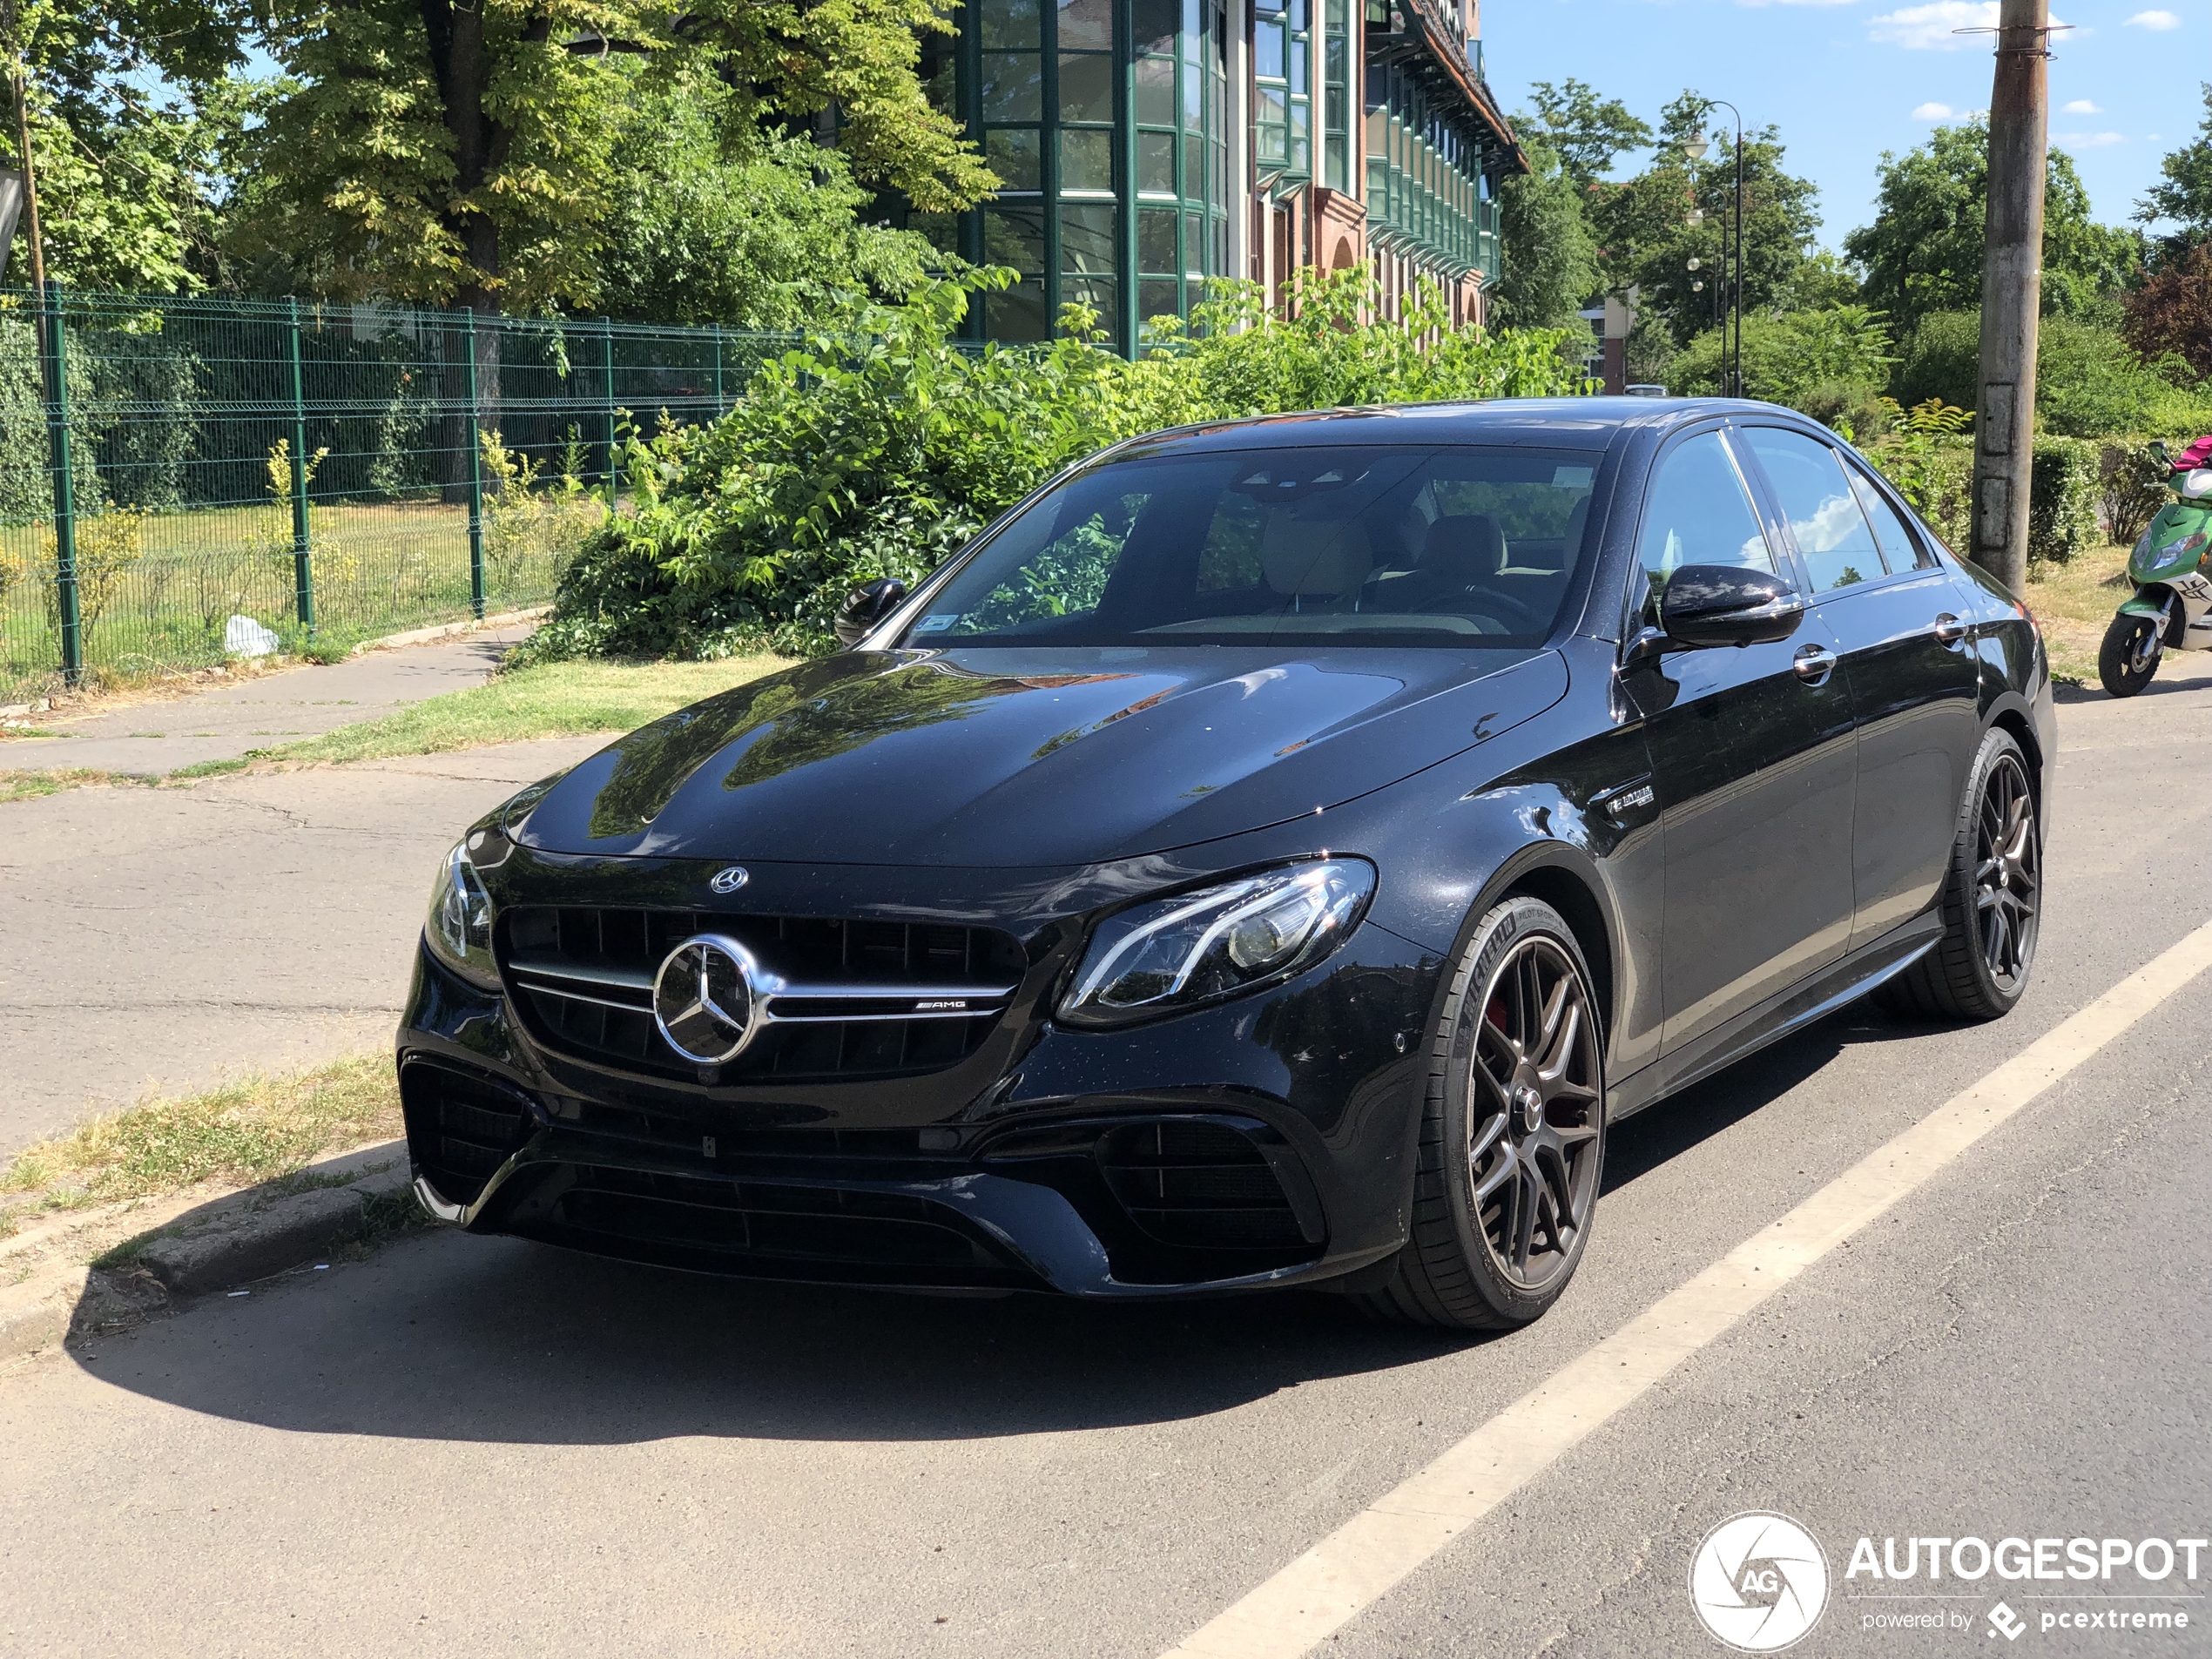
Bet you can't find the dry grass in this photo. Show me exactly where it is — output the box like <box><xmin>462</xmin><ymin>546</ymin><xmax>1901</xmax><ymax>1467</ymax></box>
<box><xmin>2023</xmin><ymin>542</ymin><xmax>2134</xmax><ymax>685</ymax></box>
<box><xmin>0</xmin><ymin>1053</ymin><xmax>401</xmax><ymax>1219</ymax></box>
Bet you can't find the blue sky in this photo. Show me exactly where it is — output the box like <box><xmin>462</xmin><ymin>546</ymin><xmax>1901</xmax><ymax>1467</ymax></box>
<box><xmin>1484</xmin><ymin>0</ymin><xmax>2207</xmax><ymax>251</ymax></box>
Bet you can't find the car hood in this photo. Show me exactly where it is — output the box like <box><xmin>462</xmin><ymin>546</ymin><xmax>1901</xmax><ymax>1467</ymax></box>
<box><xmin>514</xmin><ymin>644</ymin><xmax>1568</xmax><ymax>867</ymax></box>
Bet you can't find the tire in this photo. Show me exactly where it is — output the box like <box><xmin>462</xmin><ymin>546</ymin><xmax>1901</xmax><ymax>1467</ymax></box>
<box><xmin>2099</xmin><ymin>612</ymin><xmax>2161</xmax><ymax>698</ymax></box>
<box><xmin>1355</xmin><ymin>896</ymin><xmax>1607</xmax><ymax>1331</ymax></box>
<box><xmin>1878</xmin><ymin>727</ymin><xmax>2041</xmax><ymax>1022</ymax></box>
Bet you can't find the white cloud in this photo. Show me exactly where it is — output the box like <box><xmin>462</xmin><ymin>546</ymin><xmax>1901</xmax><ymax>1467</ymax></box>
<box><xmin>2062</xmin><ymin>98</ymin><xmax>2101</xmax><ymax>113</ymax></box>
<box><xmin>2055</xmin><ymin>130</ymin><xmax>2127</xmax><ymax>146</ymax></box>
<box><xmin>1912</xmin><ymin>101</ymin><xmax>1958</xmax><ymax>118</ymax></box>
<box><xmin>2125</xmin><ymin>9</ymin><xmax>2182</xmax><ymax>26</ymax></box>
<box><xmin>1870</xmin><ymin>0</ymin><xmax>1997</xmax><ymax>49</ymax></box>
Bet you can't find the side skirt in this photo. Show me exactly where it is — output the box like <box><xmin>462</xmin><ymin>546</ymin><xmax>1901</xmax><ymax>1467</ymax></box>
<box><xmin>1605</xmin><ymin>914</ymin><xmax>1943</xmax><ymax>1121</ymax></box>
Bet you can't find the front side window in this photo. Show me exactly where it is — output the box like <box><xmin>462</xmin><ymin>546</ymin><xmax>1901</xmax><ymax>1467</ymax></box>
<box><xmin>1742</xmin><ymin>426</ymin><xmax>1885</xmax><ymax>592</ymax></box>
<box><xmin>898</xmin><ymin>444</ymin><xmax>1600</xmax><ymax>647</ymax></box>
<box><xmin>1634</xmin><ymin>430</ymin><xmax>1773</xmax><ymax>624</ymax></box>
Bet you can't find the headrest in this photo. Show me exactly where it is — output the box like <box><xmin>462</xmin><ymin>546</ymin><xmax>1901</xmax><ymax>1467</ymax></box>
<box><xmin>1420</xmin><ymin>513</ymin><xmax>1506</xmax><ymax>577</ymax></box>
<box><xmin>1264</xmin><ymin>513</ymin><xmax>1373</xmax><ymax>597</ymax></box>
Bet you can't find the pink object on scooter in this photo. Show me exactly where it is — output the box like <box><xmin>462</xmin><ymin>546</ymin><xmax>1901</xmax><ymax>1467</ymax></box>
<box><xmin>2173</xmin><ymin>435</ymin><xmax>2212</xmax><ymax>472</ymax></box>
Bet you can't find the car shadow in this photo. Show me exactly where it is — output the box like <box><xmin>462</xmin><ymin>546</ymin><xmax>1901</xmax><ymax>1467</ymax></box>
<box><xmin>68</xmin><ymin>1012</ymin><xmax>1925</xmax><ymax>1448</ymax></box>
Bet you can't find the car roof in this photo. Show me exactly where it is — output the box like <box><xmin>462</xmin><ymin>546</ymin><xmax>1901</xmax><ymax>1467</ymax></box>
<box><xmin>1117</xmin><ymin>396</ymin><xmax>1796</xmax><ymax>456</ymax></box>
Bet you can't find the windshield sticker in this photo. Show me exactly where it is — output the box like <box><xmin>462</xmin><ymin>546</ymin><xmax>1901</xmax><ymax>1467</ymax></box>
<box><xmin>1552</xmin><ymin>465</ymin><xmax>1595</xmax><ymax>489</ymax></box>
<box><xmin>914</xmin><ymin>614</ymin><xmax>961</xmax><ymax>634</ymax></box>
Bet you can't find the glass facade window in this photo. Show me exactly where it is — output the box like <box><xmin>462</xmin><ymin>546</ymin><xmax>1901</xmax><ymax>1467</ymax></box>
<box><xmin>1322</xmin><ymin>0</ymin><xmax>1351</xmax><ymax>192</ymax></box>
<box><xmin>1252</xmin><ymin>1</ymin><xmax>1312</xmax><ymax>185</ymax></box>
<box><xmin>936</xmin><ymin>0</ymin><xmax>1230</xmax><ymax>350</ymax></box>
<box><xmin>1363</xmin><ymin>62</ymin><xmax>1501</xmax><ymax>288</ymax></box>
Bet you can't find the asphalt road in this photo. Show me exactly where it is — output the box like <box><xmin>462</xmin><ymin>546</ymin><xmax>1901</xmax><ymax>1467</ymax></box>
<box><xmin>3</xmin><ymin>659</ymin><xmax>2210</xmax><ymax>1659</ymax></box>
<box><xmin>0</xmin><ymin>736</ymin><xmax>603</xmax><ymax>1154</ymax></box>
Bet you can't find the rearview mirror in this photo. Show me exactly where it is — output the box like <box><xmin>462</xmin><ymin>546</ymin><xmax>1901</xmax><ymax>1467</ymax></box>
<box><xmin>1655</xmin><ymin>563</ymin><xmax>1804</xmax><ymax>651</ymax></box>
<box><xmin>833</xmin><ymin>577</ymin><xmax>909</xmax><ymax>649</ymax></box>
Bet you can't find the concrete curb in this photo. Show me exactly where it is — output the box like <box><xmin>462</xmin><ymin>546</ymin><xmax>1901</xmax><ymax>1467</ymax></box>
<box><xmin>0</xmin><ymin>1141</ymin><xmax>415</xmax><ymax>1363</ymax></box>
<box><xmin>354</xmin><ymin>606</ymin><xmax>550</xmax><ymax>655</ymax></box>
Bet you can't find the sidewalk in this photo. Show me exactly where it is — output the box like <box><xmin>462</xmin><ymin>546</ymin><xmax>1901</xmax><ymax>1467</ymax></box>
<box><xmin>0</xmin><ymin>735</ymin><xmax>605</xmax><ymax>1156</ymax></box>
<box><xmin>0</xmin><ymin>618</ymin><xmax>538</xmax><ymax>776</ymax></box>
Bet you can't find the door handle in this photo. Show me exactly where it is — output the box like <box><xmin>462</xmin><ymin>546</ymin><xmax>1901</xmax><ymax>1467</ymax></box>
<box><xmin>1934</xmin><ymin>612</ymin><xmax>1970</xmax><ymax>646</ymax></box>
<box><xmin>1793</xmin><ymin>644</ymin><xmax>1837</xmax><ymax>685</ymax></box>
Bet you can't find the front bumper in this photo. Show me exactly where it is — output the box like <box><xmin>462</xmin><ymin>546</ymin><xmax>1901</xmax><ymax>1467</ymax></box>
<box><xmin>397</xmin><ymin>908</ymin><xmax>1443</xmax><ymax>1297</ymax></box>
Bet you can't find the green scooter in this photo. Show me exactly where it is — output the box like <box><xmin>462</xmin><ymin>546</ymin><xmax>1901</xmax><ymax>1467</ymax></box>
<box><xmin>2100</xmin><ymin>437</ymin><xmax>2212</xmax><ymax>698</ymax></box>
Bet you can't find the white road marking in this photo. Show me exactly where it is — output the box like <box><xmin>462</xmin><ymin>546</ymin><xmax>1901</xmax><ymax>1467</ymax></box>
<box><xmin>1162</xmin><ymin>917</ymin><xmax>2212</xmax><ymax>1659</ymax></box>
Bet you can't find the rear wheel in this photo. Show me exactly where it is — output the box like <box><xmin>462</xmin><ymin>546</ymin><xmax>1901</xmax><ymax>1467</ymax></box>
<box><xmin>2099</xmin><ymin>611</ymin><xmax>2161</xmax><ymax>698</ymax></box>
<box><xmin>1880</xmin><ymin>728</ymin><xmax>2040</xmax><ymax>1022</ymax></box>
<box><xmin>1355</xmin><ymin>897</ymin><xmax>1606</xmax><ymax>1331</ymax></box>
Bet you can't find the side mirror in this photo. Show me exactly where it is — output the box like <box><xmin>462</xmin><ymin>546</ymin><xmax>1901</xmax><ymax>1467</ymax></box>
<box><xmin>833</xmin><ymin>577</ymin><xmax>908</xmax><ymax>649</ymax></box>
<box><xmin>1649</xmin><ymin>563</ymin><xmax>1804</xmax><ymax>653</ymax></box>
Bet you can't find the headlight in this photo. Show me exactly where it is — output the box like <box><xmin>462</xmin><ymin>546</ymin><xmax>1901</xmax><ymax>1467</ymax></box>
<box><xmin>425</xmin><ymin>838</ymin><xmax>499</xmax><ymax>988</ymax></box>
<box><xmin>1058</xmin><ymin>859</ymin><xmax>1376</xmax><ymax>1028</ymax></box>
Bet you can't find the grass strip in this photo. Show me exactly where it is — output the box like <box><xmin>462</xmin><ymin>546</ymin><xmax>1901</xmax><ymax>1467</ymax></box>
<box><xmin>241</xmin><ymin>652</ymin><xmax>795</xmax><ymax>767</ymax></box>
<box><xmin>0</xmin><ymin>1053</ymin><xmax>401</xmax><ymax>1218</ymax></box>
<box><xmin>0</xmin><ymin>767</ymin><xmax>148</xmax><ymax>804</ymax></box>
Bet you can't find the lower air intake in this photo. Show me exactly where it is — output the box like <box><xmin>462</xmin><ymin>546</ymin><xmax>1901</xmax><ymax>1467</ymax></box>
<box><xmin>1095</xmin><ymin>1120</ymin><xmax>1310</xmax><ymax>1251</ymax></box>
<box><xmin>401</xmin><ymin>1060</ymin><xmax>534</xmax><ymax>1207</ymax></box>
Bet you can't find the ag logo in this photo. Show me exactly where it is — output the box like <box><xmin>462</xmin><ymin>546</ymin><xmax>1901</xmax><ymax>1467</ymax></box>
<box><xmin>1688</xmin><ymin>1512</ymin><xmax>1830</xmax><ymax>1652</ymax></box>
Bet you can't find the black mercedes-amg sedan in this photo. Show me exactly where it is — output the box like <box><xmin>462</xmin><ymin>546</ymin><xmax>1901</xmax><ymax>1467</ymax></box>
<box><xmin>399</xmin><ymin>397</ymin><xmax>2052</xmax><ymax>1330</ymax></box>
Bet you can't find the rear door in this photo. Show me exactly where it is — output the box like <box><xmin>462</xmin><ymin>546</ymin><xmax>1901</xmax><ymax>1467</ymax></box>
<box><xmin>1736</xmin><ymin>425</ymin><xmax>1981</xmax><ymax>949</ymax></box>
<box><xmin>1622</xmin><ymin>427</ymin><xmax>1858</xmax><ymax>1056</ymax></box>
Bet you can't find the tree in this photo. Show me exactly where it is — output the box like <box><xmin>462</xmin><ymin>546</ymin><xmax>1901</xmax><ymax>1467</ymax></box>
<box><xmin>590</xmin><ymin>73</ymin><xmax>939</xmax><ymax>327</ymax></box>
<box><xmin>0</xmin><ymin>0</ymin><xmax>244</xmax><ymax>289</ymax></box>
<box><xmin>226</xmin><ymin>0</ymin><xmax>996</xmax><ymax>314</ymax></box>
<box><xmin>1592</xmin><ymin>93</ymin><xmax>1823</xmax><ymax>346</ymax></box>
<box><xmin>1846</xmin><ymin>121</ymin><xmax>2138</xmax><ymax>332</ymax></box>
<box><xmin>1494</xmin><ymin>136</ymin><xmax>1600</xmax><ymax>330</ymax></box>
<box><xmin>1518</xmin><ymin>78</ymin><xmax>1651</xmax><ymax>186</ymax></box>
<box><xmin>2123</xmin><ymin>245</ymin><xmax>2212</xmax><ymax>381</ymax></box>
<box><xmin>2137</xmin><ymin>83</ymin><xmax>2212</xmax><ymax>268</ymax></box>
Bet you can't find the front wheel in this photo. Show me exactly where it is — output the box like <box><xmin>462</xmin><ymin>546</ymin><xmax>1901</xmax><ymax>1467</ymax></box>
<box><xmin>1354</xmin><ymin>897</ymin><xmax>1607</xmax><ymax>1331</ymax></box>
<box><xmin>2099</xmin><ymin>611</ymin><xmax>2162</xmax><ymax>698</ymax></box>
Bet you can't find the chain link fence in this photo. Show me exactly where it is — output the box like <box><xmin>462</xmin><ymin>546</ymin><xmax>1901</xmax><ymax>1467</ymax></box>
<box><xmin>1</xmin><ymin>287</ymin><xmax>799</xmax><ymax>704</ymax></box>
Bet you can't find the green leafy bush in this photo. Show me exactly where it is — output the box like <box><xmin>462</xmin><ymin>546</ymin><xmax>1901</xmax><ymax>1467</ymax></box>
<box><xmin>1864</xmin><ymin>398</ymin><xmax>1974</xmax><ymax>550</ymax></box>
<box><xmin>2099</xmin><ymin>442</ymin><xmax>2175</xmax><ymax>549</ymax></box>
<box><xmin>1891</xmin><ymin>308</ymin><xmax>2212</xmax><ymax>439</ymax></box>
<box><xmin>1671</xmin><ymin>305</ymin><xmax>1897</xmax><ymax>432</ymax></box>
<box><xmin>518</xmin><ymin>266</ymin><xmax>1591</xmax><ymax>662</ymax></box>
<box><xmin>2027</xmin><ymin>438</ymin><xmax>2099</xmax><ymax>564</ymax></box>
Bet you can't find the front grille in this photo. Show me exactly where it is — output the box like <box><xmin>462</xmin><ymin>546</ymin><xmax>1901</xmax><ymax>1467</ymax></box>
<box><xmin>401</xmin><ymin>1061</ymin><xmax>534</xmax><ymax>1206</ymax></box>
<box><xmin>499</xmin><ymin>907</ymin><xmax>1025</xmax><ymax>1083</ymax></box>
<box><xmin>541</xmin><ymin>1165</ymin><xmax>1035</xmax><ymax>1287</ymax></box>
<box><xmin>1096</xmin><ymin>1121</ymin><xmax>1309</xmax><ymax>1251</ymax></box>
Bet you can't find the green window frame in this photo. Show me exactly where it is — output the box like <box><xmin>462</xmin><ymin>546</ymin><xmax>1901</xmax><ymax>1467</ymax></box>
<box><xmin>941</xmin><ymin>0</ymin><xmax>1231</xmax><ymax>352</ymax></box>
<box><xmin>1252</xmin><ymin>0</ymin><xmax>1312</xmax><ymax>189</ymax></box>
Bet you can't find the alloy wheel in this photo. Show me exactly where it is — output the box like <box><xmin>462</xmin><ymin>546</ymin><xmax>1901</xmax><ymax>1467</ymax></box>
<box><xmin>1974</xmin><ymin>752</ymin><xmax>2040</xmax><ymax>990</ymax></box>
<box><xmin>1468</xmin><ymin>936</ymin><xmax>1603</xmax><ymax>1291</ymax></box>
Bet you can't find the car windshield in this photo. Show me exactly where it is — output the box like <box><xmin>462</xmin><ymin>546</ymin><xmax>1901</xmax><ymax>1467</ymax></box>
<box><xmin>896</xmin><ymin>443</ymin><xmax>1599</xmax><ymax>648</ymax></box>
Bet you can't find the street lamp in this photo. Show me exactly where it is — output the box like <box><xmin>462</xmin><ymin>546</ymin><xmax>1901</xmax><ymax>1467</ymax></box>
<box><xmin>1682</xmin><ymin>107</ymin><xmax>1745</xmax><ymax>398</ymax></box>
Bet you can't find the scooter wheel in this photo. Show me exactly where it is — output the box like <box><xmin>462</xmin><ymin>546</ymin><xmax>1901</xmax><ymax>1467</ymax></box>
<box><xmin>2099</xmin><ymin>614</ymin><xmax>2161</xmax><ymax>698</ymax></box>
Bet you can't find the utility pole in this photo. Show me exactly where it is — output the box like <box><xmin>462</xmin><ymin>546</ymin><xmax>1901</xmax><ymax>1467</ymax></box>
<box><xmin>1970</xmin><ymin>0</ymin><xmax>2047</xmax><ymax>594</ymax></box>
<box><xmin>3</xmin><ymin>0</ymin><xmax>44</xmax><ymax>292</ymax></box>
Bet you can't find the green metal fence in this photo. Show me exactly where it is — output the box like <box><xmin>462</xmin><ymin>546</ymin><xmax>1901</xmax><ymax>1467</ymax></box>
<box><xmin>1</xmin><ymin>286</ymin><xmax>798</xmax><ymax>704</ymax></box>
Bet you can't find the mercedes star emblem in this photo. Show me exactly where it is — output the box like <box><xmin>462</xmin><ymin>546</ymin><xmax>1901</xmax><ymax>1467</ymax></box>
<box><xmin>651</xmin><ymin>934</ymin><xmax>759</xmax><ymax>1064</ymax></box>
<box><xmin>710</xmin><ymin>866</ymin><xmax>750</xmax><ymax>894</ymax></box>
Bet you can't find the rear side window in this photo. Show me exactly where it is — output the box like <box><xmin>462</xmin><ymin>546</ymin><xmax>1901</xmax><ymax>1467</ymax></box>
<box><xmin>1741</xmin><ymin>426</ymin><xmax>1885</xmax><ymax>592</ymax></box>
<box><xmin>1847</xmin><ymin>469</ymin><xmax>1933</xmax><ymax>573</ymax></box>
